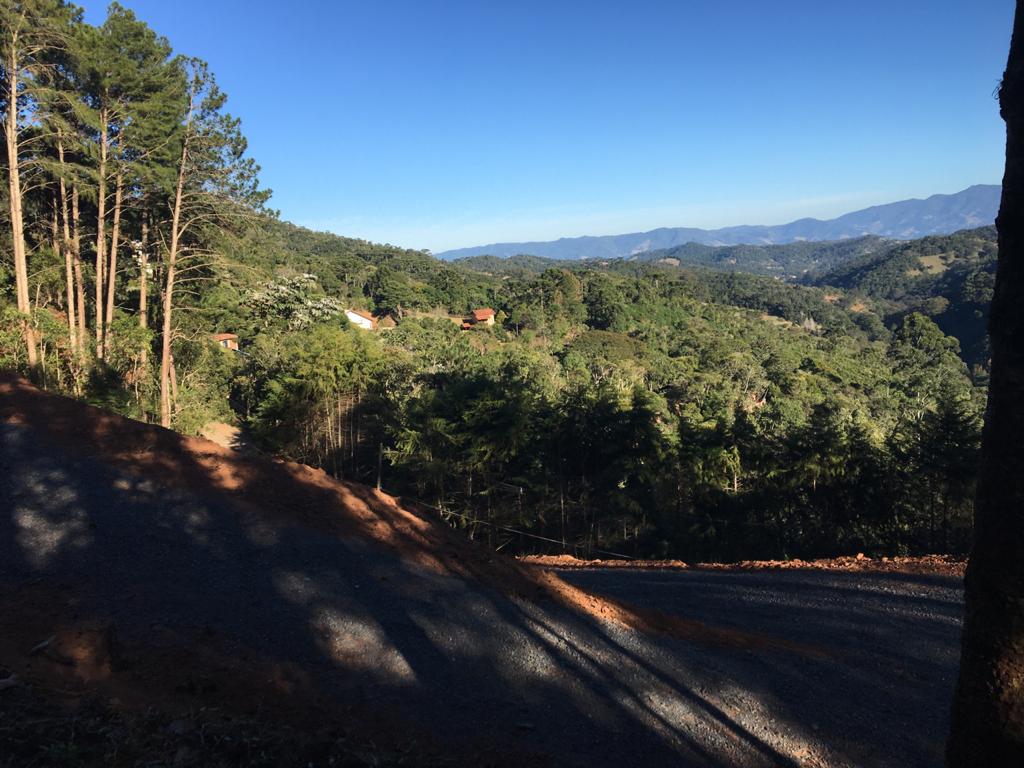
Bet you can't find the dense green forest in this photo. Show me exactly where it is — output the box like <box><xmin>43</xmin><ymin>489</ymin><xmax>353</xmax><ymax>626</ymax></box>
<box><xmin>809</xmin><ymin>226</ymin><xmax>997</xmax><ymax>374</ymax></box>
<box><xmin>1</xmin><ymin>0</ymin><xmax>986</xmax><ymax>562</ymax></box>
<box><xmin>461</xmin><ymin>226</ymin><xmax>998</xmax><ymax>376</ymax></box>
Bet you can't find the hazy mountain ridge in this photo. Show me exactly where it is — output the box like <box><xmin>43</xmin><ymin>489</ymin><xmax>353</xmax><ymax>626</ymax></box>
<box><xmin>437</xmin><ymin>185</ymin><xmax>1000</xmax><ymax>261</ymax></box>
<box><xmin>455</xmin><ymin>236</ymin><xmax>894</xmax><ymax>279</ymax></box>
<box><xmin>636</xmin><ymin>235</ymin><xmax>892</xmax><ymax>277</ymax></box>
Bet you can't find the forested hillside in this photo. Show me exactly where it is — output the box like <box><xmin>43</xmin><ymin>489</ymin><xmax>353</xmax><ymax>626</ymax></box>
<box><xmin>810</xmin><ymin>226</ymin><xmax>997</xmax><ymax>373</ymax></box>
<box><xmin>1</xmin><ymin>1</ymin><xmax>985</xmax><ymax>563</ymax></box>
<box><xmin>458</xmin><ymin>228</ymin><xmax>997</xmax><ymax>377</ymax></box>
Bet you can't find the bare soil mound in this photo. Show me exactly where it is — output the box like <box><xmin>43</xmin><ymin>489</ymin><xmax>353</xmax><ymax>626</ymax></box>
<box><xmin>0</xmin><ymin>374</ymin><xmax>820</xmax><ymax>646</ymax></box>
<box><xmin>0</xmin><ymin>374</ymin><xmax>538</xmax><ymax>597</ymax></box>
<box><xmin>2</xmin><ymin>373</ymin><xmax>836</xmax><ymax>765</ymax></box>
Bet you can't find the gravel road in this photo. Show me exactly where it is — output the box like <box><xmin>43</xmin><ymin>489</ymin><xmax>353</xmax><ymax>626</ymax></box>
<box><xmin>0</xmin><ymin>420</ymin><xmax>963</xmax><ymax>767</ymax></box>
<box><xmin>558</xmin><ymin>568</ymin><xmax>963</xmax><ymax>766</ymax></box>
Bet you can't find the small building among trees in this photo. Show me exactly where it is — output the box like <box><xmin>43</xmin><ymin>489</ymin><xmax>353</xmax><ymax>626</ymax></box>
<box><xmin>212</xmin><ymin>333</ymin><xmax>239</xmax><ymax>351</ymax></box>
<box><xmin>345</xmin><ymin>309</ymin><xmax>378</xmax><ymax>331</ymax></box>
<box><xmin>469</xmin><ymin>308</ymin><xmax>496</xmax><ymax>326</ymax></box>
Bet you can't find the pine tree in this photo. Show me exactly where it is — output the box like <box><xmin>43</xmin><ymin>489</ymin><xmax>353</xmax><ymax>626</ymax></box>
<box><xmin>1</xmin><ymin>0</ymin><xmax>77</xmax><ymax>366</ymax></box>
<box><xmin>158</xmin><ymin>59</ymin><xmax>268</xmax><ymax>427</ymax></box>
<box><xmin>78</xmin><ymin>4</ymin><xmax>178</xmax><ymax>357</ymax></box>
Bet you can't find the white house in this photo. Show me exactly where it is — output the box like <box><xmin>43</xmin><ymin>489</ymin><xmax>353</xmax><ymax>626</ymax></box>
<box><xmin>345</xmin><ymin>309</ymin><xmax>378</xmax><ymax>331</ymax></box>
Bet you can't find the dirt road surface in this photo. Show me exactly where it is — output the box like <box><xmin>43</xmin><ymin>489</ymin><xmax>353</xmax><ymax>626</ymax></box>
<box><xmin>556</xmin><ymin>568</ymin><xmax>962</xmax><ymax>767</ymax></box>
<box><xmin>0</xmin><ymin>380</ymin><xmax>963</xmax><ymax>767</ymax></box>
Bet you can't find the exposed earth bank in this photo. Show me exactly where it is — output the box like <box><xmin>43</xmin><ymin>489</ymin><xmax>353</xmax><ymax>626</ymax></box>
<box><xmin>1</xmin><ymin>375</ymin><xmax>964</xmax><ymax>767</ymax></box>
<box><xmin>520</xmin><ymin>553</ymin><xmax>966</xmax><ymax>577</ymax></box>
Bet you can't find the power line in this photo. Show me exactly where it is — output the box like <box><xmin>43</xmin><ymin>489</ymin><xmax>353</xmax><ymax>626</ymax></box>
<box><xmin>390</xmin><ymin>490</ymin><xmax>634</xmax><ymax>561</ymax></box>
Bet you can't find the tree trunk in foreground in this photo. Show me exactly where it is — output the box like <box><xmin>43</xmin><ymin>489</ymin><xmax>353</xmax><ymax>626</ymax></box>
<box><xmin>947</xmin><ymin>2</ymin><xmax>1024</xmax><ymax>763</ymax></box>
<box><xmin>139</xmin><ymin>217</ymin><xmax>149</xmax><ymax>366</ymax></box>
<box><xmin>71</xmin><ymin>185</ymin><xmax>87</xmax><ymax>352</ymax></box>
<box><xmin>94</xmin><ymin>108</ymin><xmax>108</xmax><ymax>359</ymax></box>
<box><xmin>160</xmin><ymin>112</ymin><xmax>190</xmax><ymax>428</ymax></box>
<box><xmin>57</xmin><ymin>141</ymin><xmax>77</xmax><ymax>352</ymax></box>
<box><xmin>4</xmin><ymin>41</ymin><xmax>38</xmax><ymax>367</ymax></box>
<box><xmin>104</xmin><ymin>172</ymin><xmax>124</xmax><ymax>346</ymax></box>
<box><xmin>50</xmin><ymin>198</ymin><xmax>71</xmax><ymax>340</ymax></box>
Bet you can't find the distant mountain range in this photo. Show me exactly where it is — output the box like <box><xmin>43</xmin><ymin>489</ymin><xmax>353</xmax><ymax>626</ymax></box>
<box><xmin>437</xmin><ymin>184</ymin><xmax>1000</xmax><ymax>261</ymax></box>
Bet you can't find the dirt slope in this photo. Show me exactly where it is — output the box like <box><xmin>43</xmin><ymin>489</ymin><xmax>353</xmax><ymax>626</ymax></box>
<box><xmin>0</xmin><ymin>374</ymin><xmax>964</xmax><ymax>767</ymax></box>
<box><xmin>0</xmin><ymin>374</ymin><xmax>812</xmax><ymax>650</ymax></box>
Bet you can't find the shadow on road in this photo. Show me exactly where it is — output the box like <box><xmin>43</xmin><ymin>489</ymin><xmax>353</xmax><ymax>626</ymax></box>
<box><xmin>0</xmin><ymin>375</ymin><xmax>962</xmax><ymax>767</ymax></box>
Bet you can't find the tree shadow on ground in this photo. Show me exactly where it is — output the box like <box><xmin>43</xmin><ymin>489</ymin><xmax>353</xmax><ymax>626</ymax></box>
<box><xmin>0</xmin><ymin>375</ymin><xmax>961</xmax><ymax>767</ymax></box>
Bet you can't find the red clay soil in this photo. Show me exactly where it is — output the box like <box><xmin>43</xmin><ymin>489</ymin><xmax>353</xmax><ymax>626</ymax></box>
<box><xmin>0</xmin><ymin>373</ymin><xmax>541</xmax><ymax>597</ymax></box>
<box><xmin>521</xmin><ymin>553</ymin><xmax>967</xmax><ymax>577</ymax></box>
<box><xmin>0</xmin><ymin>582</ymin><xmax>449</xmax><ymax>766</ymax></box>
<box><xmin>0</xmin><ymin>582</ymin><xmax>320</xmax><ymax>719</ymax></box>
<box><xmin>0</xmin><ymin>373</ymin><xmax>823</xmax><ymax>659</ymax></box>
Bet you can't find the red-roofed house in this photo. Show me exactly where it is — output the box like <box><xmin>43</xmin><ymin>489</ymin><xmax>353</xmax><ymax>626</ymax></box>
<box><xmin>345</xmin><ymin>308</ymin><xmax>378</xmax><ymax>331</ymax></box>
<box><xmin>212</xmin><ymin>332</ymin><xmax>239</xmax><ymax>351</ymax></box>
<box><xmin>470</xmin><ymin>308</ymin><xmax>496</xmax><ymax>326</ymax></box>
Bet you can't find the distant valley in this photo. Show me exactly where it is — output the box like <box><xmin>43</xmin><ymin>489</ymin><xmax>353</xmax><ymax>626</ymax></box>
<box><xmin>437</xmin><ymin>184</ymin><xmax>999</xmax><ymax>261</ymax></box>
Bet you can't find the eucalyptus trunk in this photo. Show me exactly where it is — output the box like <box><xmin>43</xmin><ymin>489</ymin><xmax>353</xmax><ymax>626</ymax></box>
<box><xmin>947</xmin><ymin>2</ymin><xmax>1024</xmax><ymax>762</ymax></box>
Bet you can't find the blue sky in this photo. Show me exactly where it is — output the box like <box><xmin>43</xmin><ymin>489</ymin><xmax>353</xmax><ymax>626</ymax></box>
<box><xmin>84</xmin><ymin>1</ymin><xmax>1013</xmax><ymax>252</ymax></box>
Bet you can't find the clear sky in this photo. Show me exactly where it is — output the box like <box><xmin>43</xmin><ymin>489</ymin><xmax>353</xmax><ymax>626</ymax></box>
<box><xmin>83</xmin><ymin>0</ymin><xmax>1013</xmax><ymax>252</ymax></box>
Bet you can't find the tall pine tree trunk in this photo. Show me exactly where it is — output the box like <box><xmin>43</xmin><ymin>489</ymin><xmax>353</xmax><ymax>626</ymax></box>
<box><xmin>160</xmin><ymin>116</ymin><xmax>190</xmax><ymax>428</ymax></box>
<box><xmin>57</xmin><ymin>140</ymin><xmax>77</xmax><ymax>352</ymax></box>
<box><xmin>94</xmin><ymin>107</ymin><xmax>108</xmax><ymax>359</ymax></box>
<box><xmin>947</xmin><ymin>2</ymin><xmax>1024</xmax><ymax>762</ymax></box>
<box><xmin>71</xmin><ymin>185</ymin><xmax>87</xmax><ymax>351</ymax></box>
<box><xmin>104</xmin><ymin>171</ymin><xmax>124</xmax><ymax>347</ymax></box>
<box><xmin>4</xmin><ymin>43</ymin><xmax>38</xmax><ymax>366</ymax></box>
<box><xmin>139</xmin><ymin>217</ymin><xmax>149</xmax><ymax>367</ymax></box>
<box><xmin>48</xmin><ymin>198</ymin><xmax>72</xmax><ymax>346</ymax></box>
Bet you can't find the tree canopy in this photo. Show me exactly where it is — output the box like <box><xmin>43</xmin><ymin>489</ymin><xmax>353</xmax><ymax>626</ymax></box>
<box><xmin>0</xmin><ymin>0</ymin><xmax>989</xmax><ymax>563</ymax></box>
